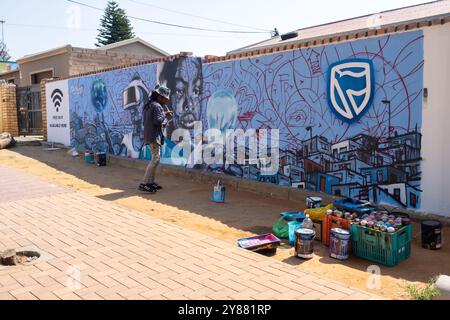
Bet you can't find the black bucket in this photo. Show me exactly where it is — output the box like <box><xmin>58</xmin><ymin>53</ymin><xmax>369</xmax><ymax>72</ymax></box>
<box><xmin>421</xmin><ymin>220</ymin><xmax>442</xmax><ymax>250</ymax></box>
<box><xmin>96</xmin><ymin>153</ymin><xmax>107</xmax><ymax>167</ymax></box>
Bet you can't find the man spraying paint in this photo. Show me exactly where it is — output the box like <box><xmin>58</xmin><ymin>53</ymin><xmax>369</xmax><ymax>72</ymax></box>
<box><xmin>139</xmin><ymin>85</ymin><xmax>172</xmax><ymax>193</ymax></box>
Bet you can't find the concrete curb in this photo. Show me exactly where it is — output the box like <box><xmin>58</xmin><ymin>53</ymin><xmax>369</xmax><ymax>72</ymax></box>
<box><xmin>107</xmin><ymin>154</ymin><xmax>335</xmax><ymax>204</ymax></box>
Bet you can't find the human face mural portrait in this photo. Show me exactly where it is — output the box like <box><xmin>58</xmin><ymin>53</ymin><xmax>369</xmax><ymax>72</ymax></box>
<box><xmin>158</xmin><ymin>57</ymin><xmax>203</xmax><ymax>131</ymax></box>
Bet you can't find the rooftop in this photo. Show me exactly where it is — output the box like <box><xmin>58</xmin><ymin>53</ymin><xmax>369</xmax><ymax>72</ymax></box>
<box><xmin>228</xmin><ymin>0</ymin><xmax>450</xmax><ymax>55</ymax></box>
<box><xmin>97</xmin><ymin>37</ymin><xmax>170</xmax><ymax>56</ymax></box>
<box><xmin>16</xmin><ymin>37</ymin><xmax>170</xmax><ymax>64</ymax></box>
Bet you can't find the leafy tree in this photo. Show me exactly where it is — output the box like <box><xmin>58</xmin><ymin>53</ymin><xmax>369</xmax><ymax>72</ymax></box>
<box><xmin>96</xmin><ymin>1</ymin><xmax>135</xmax><ymax>47</ymax></box>
<box><xmin>0</xmin><ymin>41</ymin><xmax>11</xmax><ymax>61</ymax></box>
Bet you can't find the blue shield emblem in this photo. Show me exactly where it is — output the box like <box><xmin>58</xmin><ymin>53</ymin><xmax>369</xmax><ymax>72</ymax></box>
<box><xmin>327</xmin><ymin>59</ymin><xmax>375</xmax><ymax>124</ymax></box>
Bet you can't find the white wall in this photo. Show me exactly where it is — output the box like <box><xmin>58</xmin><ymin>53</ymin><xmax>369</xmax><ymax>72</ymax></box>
<box><xmin>46</xmin><ymin>80</ymin><xmax>71</xmax><ymax>146</ymax></box>
<box><xmin>332</xmin><ymin>140</ymin><xmax>350</xmax><ymax>156</ymax></box>
<box><xmin>421</xmin><ymin>23</ymin><xmax>450</xmax><ymax>217</ymax></box>
<box><xmin>380</xmin><ymin>183</ymin><xmax>407</xmax><ymax>206</ymax></box>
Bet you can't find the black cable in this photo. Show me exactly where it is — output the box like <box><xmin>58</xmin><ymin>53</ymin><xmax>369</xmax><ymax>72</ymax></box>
<box><xmin>127</xmin><ymin>0</ymin><xmax>271</xmax><ymax>32</ymax></box>
<box><xmin>67</xmin><ymin>0</ymin><xmax>271</xmax><ymax>34</ymax></box>
<box><xmin>6</xmin><ymin>22</ymin><xmax>259</xmax><ymax>39</ymax></box>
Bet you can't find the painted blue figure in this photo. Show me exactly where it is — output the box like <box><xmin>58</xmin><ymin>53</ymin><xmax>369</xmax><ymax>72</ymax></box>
<box><xmin>89</xmin><ymin>78</ymin><xmax>123</xmax><ymax>154</ymax></box>
<box><xmin>91</xmin><ymin>79</ymin><xmax>108</xmax><ymax>113</ymax></box>
<box><xmin>206</xmin><ymin>90</ymin><xmax>238</xmax><ymax>132</ymax></box>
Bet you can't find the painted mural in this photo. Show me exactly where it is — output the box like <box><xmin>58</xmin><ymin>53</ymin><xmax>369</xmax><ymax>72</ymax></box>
<box><xmin>68</xmin><ymin>57</ymin><xmax>203</xmax><ymax>162</ymax></box>
<box><xmin>201</xmin><ymin>30</ymin><xmax>424</xmax><ymax>209</ymax></box>
<box><xmin>66</xmin><ymin>30</ymin><xmax>424</xmax><ymax>210</ymax></box>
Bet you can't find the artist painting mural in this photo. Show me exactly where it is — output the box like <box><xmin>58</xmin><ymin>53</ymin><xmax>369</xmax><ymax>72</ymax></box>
<box><xmin>69</xmin><ymin>64</ymin><xmax>157</xmax><ymax>158</ymax></box>
<box><xmin>60</xmin><ymin>30</ymin><xmax>424</xmax><ymax>210</ymax></box>
<box><xmin>157</xmin><ymin>57</ymin><xmax>203</xmax><ymax>138</ymax></box>
<box><xmin>68</xmin><ymin>57</ymin><xmax>203</xmax><ymax>163</ymax></box>
<box><xmin>201</xmin><ymin>30</ymin><xmax>424</xmax><ymax>209</ymax></box>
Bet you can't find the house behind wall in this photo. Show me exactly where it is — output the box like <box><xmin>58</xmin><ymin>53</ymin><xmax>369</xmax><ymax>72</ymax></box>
<box><xmin>0</xmin><ymin>45</ymin><xmax>166</xmax><ymax>136</ymax></box>
<box><xmin>17</xmin><ymin>45</ymin><xmax>165</xmax><ymax>87</ymax></box>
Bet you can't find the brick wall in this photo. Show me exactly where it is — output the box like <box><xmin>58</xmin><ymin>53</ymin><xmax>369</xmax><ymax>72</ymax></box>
<box><xmin>0</xmin><ymin>83</ymin><xmax>18</xmax><ymax>136</ymax></box>
<box><xmin>68</xmin><ymin>48</ymin><xmax>158</xmax><ymax>76</ymax></box>
<box><xmin>40</xmin><ymin>80</ymin><xmax>48</xmax><ymax>141</ymax></box>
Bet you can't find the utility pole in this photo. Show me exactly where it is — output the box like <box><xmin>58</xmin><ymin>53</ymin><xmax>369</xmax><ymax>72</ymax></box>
<box><xmin>0</xmin><ymin>20</ymin><xmax>4</xmax><ymax>44</ymax></box>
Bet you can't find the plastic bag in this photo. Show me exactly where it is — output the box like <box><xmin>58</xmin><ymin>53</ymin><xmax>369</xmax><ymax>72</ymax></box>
<box><xmin>304</xmin><ymin>203</ymin><xmax>334</xmax><ymax>222</ymax></box>
<box><xmin>273</xmin><ymin>218</ymin><xmax>289</xmax><ymax>239</ymax></box>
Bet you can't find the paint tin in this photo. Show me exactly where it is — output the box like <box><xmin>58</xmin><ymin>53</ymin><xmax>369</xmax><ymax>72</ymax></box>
<box><xmin>329</xmin><ymin>228</ymin><xmax>351</xmax><ymax>260</ymax></box>
<box><xmin>211</xmin><ymin>180</ymin><xmax>225</xmax><ymax>203</ymax></box>
<box><xmin>96</xmin><ymin>152</ymin><xmax>107</xmax><ymax>167</ymax></box>
<box><xmin>84</xmin><ymin>151</ymin><xmax>94</xmax><ymax>164</ymax></box>
<box><xmin>306</xmin><ymin>197</ymin><xmax>323</xmax><ymax>209</ymax></box>
<box><xmin>421</xmin><ymin>220</ymin><xmax>443</xmax><ymax>250</ymax></box>
<box><xmin>295</xmin><ymin>228</ymin><xmax>315</xmax><ymax>259</ymax></box>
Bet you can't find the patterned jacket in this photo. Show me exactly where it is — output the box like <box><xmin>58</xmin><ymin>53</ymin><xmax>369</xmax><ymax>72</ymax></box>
<box><xmin>143</xmin><ymin>101</ymin><xmax>166</xmax><ymax>146</ymax></box>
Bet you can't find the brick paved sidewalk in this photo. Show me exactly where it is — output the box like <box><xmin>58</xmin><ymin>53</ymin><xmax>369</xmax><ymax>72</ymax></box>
<box><xmin>0</xmin><ymin>165</ymin><xmax>381</xmax><ymax>300</ymax></box>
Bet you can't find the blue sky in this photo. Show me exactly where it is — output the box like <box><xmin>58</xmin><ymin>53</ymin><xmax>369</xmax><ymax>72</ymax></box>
<box><xmin>1</xmin><ymin>0</ymin><xmax>430</xmax><ymax>60</ymax></box>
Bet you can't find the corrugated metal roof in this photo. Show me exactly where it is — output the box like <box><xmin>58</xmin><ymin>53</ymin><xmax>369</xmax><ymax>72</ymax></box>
<box><xmin>228</xmin><ymin>0</ymin><xmax>450</xmax><ymax>55</ymax></box>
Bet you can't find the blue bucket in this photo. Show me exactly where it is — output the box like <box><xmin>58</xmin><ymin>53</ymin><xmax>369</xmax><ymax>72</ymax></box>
<box><xmin>84</xmin><ymin>151</ymin><xmax>94</xmax><ymax>164</ymax></box>
<box><xmin>288</xmin><ymin>221</ymin><xmax>303</xmax><ymax>245</ymax></box>
<box><xmin>212</xmin><ymin>181</ymin><xmax>225</xmax><ymax>203</ymax></box>
<box><xmin>280</xmin><ymin>212</ymin><xmax>306</xmax><ymax>222</ymax></box>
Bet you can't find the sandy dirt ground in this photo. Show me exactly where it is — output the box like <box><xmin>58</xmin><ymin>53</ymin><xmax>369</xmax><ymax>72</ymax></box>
<box><xmin>1</xmin><ymin>145</ymin><xmax>449</xmax><ymax>300</ymax></box>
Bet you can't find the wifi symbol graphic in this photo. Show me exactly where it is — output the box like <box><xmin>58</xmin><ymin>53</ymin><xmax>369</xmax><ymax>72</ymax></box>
<box><xmin>51</xmin><ymin>89</ymin><xmax>64</xmax><ymax>112</ymax></box>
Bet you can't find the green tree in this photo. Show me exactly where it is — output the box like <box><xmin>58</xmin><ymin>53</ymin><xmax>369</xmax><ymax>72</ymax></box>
<box><xmin>96</xmin><ymin>1</ymin><xmax>135</xmax><ymax>47</ymax></box>
<box><xmin>0</xmin><ymin>41</ymin><xmax>11</xmax><ymax>61</ymax></box>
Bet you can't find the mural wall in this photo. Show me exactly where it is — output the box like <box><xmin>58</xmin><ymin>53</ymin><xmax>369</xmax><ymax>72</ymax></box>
<box><xmin>201</xmin><ymin>30</ymin><xmax>424</xmax><ymax>209</ymax></box>
<box><xmin>67</xmin><ymin>57</ymin><xmax>202</xmax><ymax>162</ymax></box>
<box><xmin>60</xmin><ymin>30</ymin><xmax>424</xmax><ymax>210</ymax></box>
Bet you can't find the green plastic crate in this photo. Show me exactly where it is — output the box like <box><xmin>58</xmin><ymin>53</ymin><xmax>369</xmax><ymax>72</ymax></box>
<box><xmin>351</xmin><ymin>223</ymin><xmax>413</xmax><ymax>267</ymax></box>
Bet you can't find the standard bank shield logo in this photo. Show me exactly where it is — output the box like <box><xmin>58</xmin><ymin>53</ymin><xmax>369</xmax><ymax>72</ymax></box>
<box><xmin>327</xmin><ymin>59</ymin><xmax>375</xmax><ymax>124</ymax></box>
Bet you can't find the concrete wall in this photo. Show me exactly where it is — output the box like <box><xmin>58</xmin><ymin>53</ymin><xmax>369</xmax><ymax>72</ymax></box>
<box><xmin>421</xmin><ymin>23</ymin><xmax>450</xmax><ymax>217</ymax></box>
<box><xmin>42</xmin><ymin>25</ymin><xmax>450</xmax><ymax>217</ymax></box>
<box><xmin>106</xmin><ymin>42</ymin><xmax>166</xmax><ymax>57</ymax></box>
<box><xmin>0</xmin><ymin>71</ymin><xmax>20</xmax><ymax>85</ymax></box>
<box><xmin>19</xmin><ymin>53</ymin><xmax>70</xmax><ymax>87</ymax></box>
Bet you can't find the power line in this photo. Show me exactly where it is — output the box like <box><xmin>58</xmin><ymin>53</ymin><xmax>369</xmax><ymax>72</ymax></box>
<box><xmin>126</xmin><ymin>0</ymin><xmax>271</xmax><ymax>32</ymax></box>
<box><xmin>67</xmin><ymin>0</ymin><xmax>271</xmax><ymax>34</ymax></box>
<box><xmin>5</xmin><ymin>22</ymin><xmax>261</xmax><ymax>39</ymax></box>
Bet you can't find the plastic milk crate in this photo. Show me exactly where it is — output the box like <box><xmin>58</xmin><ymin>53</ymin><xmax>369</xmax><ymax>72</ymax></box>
<box><xmin>351</xmin><ymin>223</ymin><xmax>413</xmax><ymax>267</ymax></box>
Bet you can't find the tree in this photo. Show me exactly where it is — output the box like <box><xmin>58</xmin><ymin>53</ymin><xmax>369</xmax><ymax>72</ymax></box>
<box><xmin>96</xmin><ymin>1</ymin><xmax>135</xmax><ymax>47</ymax></box>
<box><xmin>0</xmin><ymin>42</ymin><xmax>11</xmax><ymax>61</ymax></box>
